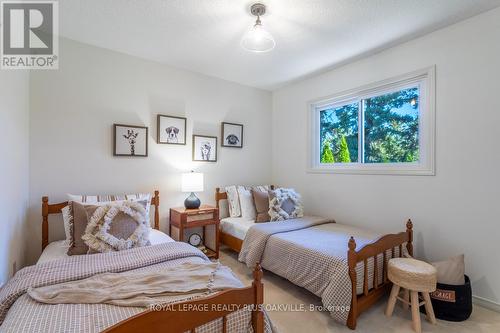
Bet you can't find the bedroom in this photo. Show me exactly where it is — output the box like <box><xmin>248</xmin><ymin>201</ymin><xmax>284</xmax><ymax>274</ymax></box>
<box><xmin>1</xmin><ymin>0</ymin><xmax>499</xmax><ymax>332</ymax></box>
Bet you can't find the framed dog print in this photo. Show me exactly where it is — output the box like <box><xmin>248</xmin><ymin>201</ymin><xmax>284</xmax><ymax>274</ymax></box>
<box><xmin>114</xmin><ymin>124</ymin><xmax>148</xmax><ymax>157</ymax></box>
<box><xmin>221</xmin><ymin>122</ymin><xmax>243</xmax><ymax>148</ymax></box>
<box><xmin>192</xmin><ymin>135</ymin><xmax>217</xmax><ymax>162</ymax></box>
<box><xmin>157</xmin><ymin>114</ymin><xmax>187</xmax><ymax>145</ymax></box>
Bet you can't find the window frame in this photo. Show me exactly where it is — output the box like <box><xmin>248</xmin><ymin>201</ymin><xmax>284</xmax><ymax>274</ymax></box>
<box><xmin>308</xmin><ymin>66</ymin><xmax>435</xmax><ymax>175</ymax></box>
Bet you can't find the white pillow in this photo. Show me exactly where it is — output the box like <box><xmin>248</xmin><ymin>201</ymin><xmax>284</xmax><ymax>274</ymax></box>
<box><xmin>237</xmin><ymin>186</ymin><xmax>256</xmax><ymax>220</ymax></box>
<box><xmin>225</xmin><ymin>186</ymin><xmax>241</xmax><ymax>217</ymax></box>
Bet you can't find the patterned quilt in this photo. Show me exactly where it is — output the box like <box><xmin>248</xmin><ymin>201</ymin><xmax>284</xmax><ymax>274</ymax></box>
<box><xmin>0</xmin><ymin>242</ymin><xmax>275</xmax><ymax>333</ymax></box>
<box><xmin>239</xmin><ymin>217</ymin><xmax>402</xmax><ymax>324</ymax></box>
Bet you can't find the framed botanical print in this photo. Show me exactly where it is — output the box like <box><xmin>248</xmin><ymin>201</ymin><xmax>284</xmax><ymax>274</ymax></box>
<box><xmin>221</xmin><ymin>122</ymin><xmax>243</xmax><ymax>148</ymax></box>
<box><xmin>157</xmin><ymin>114</ymin><xmax>187</xmax><ymax>145</ymax></box>
<box><xmin>192</xmin><ymin>135</ymin><xmax>217</xmax><ymax>162</ymax></box>
<box><xmin>113</xmin><ymin>124</ymin><xmax>148</xmax><ymax>157</ymax></box>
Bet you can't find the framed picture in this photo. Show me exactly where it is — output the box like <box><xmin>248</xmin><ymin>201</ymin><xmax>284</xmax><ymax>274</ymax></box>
<box><xmin>192</xmin><ymin>135</ymin><xmax>217</xmax><ymax>162</ymax></box>
<box><xmin>221</xmin><ymin>122</ymin><xmax>243</xmax><ymax>148</ymax></box>
<box><xmin>157</xmin><ymin>114</ymin><xmax>187</xmax><ymax>145</ymax></box>
<box><xmin>113</xmin><ymin>124</ymin><xmax>148</xmax><ymax>157</ymax></box>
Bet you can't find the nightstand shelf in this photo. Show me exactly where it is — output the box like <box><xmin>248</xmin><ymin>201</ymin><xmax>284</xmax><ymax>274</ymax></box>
<box><xmin>169</xmin><ymin>205</ymin><xmax>219</xmax><ymax>259</ymax></box>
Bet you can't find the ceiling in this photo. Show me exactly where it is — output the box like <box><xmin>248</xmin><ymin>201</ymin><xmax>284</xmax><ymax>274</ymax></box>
<box><xmin>59</xmin><ymin>0</ymin><xmax>500</xmax><ymax>90</ymax></box>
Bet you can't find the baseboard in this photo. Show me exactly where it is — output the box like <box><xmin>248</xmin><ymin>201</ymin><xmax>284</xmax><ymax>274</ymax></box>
<box><xmin>473</xmin><ymin>295</ymin><xmax>500</xmax><ymax>312</ymax></box>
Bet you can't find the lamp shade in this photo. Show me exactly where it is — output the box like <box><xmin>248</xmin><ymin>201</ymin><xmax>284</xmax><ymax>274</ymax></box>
<box><xmin>181</xmin><ymin>172</ymin><xmax>204</xmax><ymax>193</ymax></box>
<box><xmin>241</xmin><ymin>23</ymin><xmax>275</xmax><ymax>53</ymax></box>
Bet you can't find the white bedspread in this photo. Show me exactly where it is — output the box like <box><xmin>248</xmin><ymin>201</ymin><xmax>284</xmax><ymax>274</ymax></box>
<box><xmin>220</xmin><ymin>217</ymin><xmax>256</xmax><ymax>240</ymax></box>
<box><xmin>37</xmin><ymin>229</ymin><xmax>174</xmax><ymax>264</ymax></box>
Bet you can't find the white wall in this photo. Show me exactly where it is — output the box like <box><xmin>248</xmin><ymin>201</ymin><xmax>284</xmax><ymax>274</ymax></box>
<box><xmin>272</xmin><ymin>7</ymin><xmax>500</xmax><ymax>305</ymax></box>
<box><xmin>0</xmin><ymin>71</ymin><xmax>30</xmax><ymax>286</ymax></box>
<box><xmin>27</xmin><ymin>38</ymin><xmax>272</xmax><ymax>265</ymax></box>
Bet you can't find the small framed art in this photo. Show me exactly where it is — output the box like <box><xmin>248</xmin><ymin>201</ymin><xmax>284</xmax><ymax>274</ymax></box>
<box><xmin>157</xmin><ymin>114</ymin><xmax>187</xmax><ymax>145</ymax></box>
<box><xmin>221</xmin><ymin>122</ymin><xmax>243</xmax><ymax>148</ymax></box>
<box><xmin>192</xmin><ymin>135</ymin><xmax>217</xmax><ymax>162</ymax></box>
<box><xmin>113</xmin><ymin>124</ymin><xmax>148</xmax><ymax>157</ymax></box>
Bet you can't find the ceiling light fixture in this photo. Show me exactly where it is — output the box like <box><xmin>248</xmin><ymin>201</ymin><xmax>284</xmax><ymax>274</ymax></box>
<box><xmin>241</xmin><ymin>3</ymin><xmax>275</xmax><ymax>53</ymax></box>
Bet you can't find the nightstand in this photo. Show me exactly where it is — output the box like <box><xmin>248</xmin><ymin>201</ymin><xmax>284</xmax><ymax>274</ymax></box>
<box><xmin>169</xmin><ymin>205</ymin><xmax>219</xmax><ymax>259</ymax></box>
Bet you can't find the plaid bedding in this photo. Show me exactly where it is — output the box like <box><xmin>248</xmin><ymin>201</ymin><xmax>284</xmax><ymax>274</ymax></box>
<box><xmin>239</xmin><ymin>217</ymin><xmax>403</xmax><ymax>325</ymax></box>
<box><xmin>0</xmin><ymin>242</ymin><xmax>275</xmax><ymax>333</ymax></box>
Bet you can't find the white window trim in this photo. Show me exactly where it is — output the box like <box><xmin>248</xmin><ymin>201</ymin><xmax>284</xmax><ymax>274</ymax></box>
<box><xmin>307</xmin><ymin>66</ymin><xmax>436</xmax><ymax>176</ymax></box>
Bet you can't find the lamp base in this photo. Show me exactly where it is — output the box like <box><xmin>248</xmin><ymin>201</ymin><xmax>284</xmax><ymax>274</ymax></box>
<box><xmin>184</xmin><ymin>192</ymin><xmax>201</xmax><ymax>209</ymax></box>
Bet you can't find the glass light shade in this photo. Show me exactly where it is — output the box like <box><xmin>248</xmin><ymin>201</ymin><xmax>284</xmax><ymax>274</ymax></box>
<box><xmin>181</xmin><ymin>172</ymin><xmax>204</xmax><ymax>192</ymax></box>
<box><xmin>241</xmin><ymin>23</ymin><xmax>275</xmax><ymax>52</ymax></box>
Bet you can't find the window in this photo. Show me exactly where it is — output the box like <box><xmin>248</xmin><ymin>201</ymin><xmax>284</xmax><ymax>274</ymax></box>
<box><xmin>309</xmin><ymin>67</ymin><xmax>435</xmax><ymax>175</ymax></box>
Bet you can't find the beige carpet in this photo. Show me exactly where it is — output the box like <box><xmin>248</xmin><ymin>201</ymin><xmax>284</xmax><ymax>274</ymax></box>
<box><xmin>219</xmin><ymin>247</ymin><xmax>500</xmax><ymax>333</ymax></box>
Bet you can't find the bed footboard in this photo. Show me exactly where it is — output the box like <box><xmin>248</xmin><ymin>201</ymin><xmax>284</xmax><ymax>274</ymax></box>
<box><xmin>346</xmin><ymin>220</ymin><xmax>413</xmax><ymax>330</ymax></box>
<box><xmin>104</xmin><ymin>264</ymin><xmax>265</xmax><ymax>333</ymax></box>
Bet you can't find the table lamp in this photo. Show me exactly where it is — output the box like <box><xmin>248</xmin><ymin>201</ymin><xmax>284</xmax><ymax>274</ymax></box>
<box><xmin>182</xmin><ymin>171</ymin><xmax>204</xmax><ymax>209</ymax></box>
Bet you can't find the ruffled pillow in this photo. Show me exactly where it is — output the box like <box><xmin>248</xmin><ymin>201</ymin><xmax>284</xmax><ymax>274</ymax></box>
<box><xmin>268</xmin><ymin>188</ymin><xmax>304</xmax><ymax>221</ymax></box>
<box><xmin>82</xmin><ymin>200</ymin><xmax>150</xmax><ymax>253</ymax></box>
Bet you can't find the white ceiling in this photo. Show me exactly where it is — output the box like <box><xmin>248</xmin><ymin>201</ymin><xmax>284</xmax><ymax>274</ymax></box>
<box><xmin>59</xmin><ymin>0</ymin><xmax>500</xmax><ymax>90</ymax></box>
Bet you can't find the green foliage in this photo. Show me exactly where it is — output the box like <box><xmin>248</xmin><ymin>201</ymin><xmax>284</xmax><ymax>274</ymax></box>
<box><xmin>364</xmin><ymin>88</ymin><xmax>419</xmax><ymax>163</ymax></box>
<box><xmin>338</xmin><ymin>135</ymin><xmax>351</xmax><ymax>163</ymax></box>
<box><xmin>320</xmin><ymin>141</ymin><xmax>335</xmax><ymax>163</ymax></box>
<box><xmin>319</xmin><ymin>87</ymin><xmax>419</xmax><ymax>164</ymax></box>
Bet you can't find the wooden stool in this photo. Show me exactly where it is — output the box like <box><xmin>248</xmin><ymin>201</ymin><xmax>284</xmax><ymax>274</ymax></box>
<box><xmin>385</xmin><ymin>258</ymin><xmax>437</xmax><ymax>333</ymax></box>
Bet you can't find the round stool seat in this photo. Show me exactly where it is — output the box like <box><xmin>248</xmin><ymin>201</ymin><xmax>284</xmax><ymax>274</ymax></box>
<box><xmin>388</xmin><ymin>258</ymin><xmax>437</xmax><ymax>292</ymax></box>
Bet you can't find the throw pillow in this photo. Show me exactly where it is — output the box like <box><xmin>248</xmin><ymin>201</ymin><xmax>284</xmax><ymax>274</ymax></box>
<box><xmin>237</xmin><ymin>186</ymin><xmax>257</xmax><ymax>220</ymax></box>
<box><xmin>268</xmin><ymin>188</ymin><xmax>304</xmax><ymax>221</ymax></box>
<box><xmin>82</xmin><ymin>200</ymin><xmax>150</xmax><ymax>254</ymax></box>
<box><xmin>431</xmin><ymin>254</ymin><xmax>465</xmax><ymax>285</ymax></box>
<box><xmin>225</xmin><ymin>185</ymin><xmax>241</xmax><ymax>217</ymax></box>
<box><xmin>252</xmin><ymin>189</ymin><xmax>271</xmax><ymax>222</ymax></box>
<box><xmin>67</xmin><ymin>200</ymin><xmax>149</xmax><ymax>255</ymax></box>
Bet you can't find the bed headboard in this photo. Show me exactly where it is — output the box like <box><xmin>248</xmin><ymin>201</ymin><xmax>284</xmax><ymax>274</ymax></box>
<box><xmin>215</xmin><ymin>185</ymin><xmax>275</xmax><ymax>219</ymax></box>
<box><xmin>41</xmin><ymin>191</ymin><xmax>160</xmax><ymax>251</ymax></box>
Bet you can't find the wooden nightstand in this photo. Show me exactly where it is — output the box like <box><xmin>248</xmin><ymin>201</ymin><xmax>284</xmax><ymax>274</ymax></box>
<box><xmin>169</xmin><ymin>205</ymin><xmax>219</xmax><ymax>259</ymax></box>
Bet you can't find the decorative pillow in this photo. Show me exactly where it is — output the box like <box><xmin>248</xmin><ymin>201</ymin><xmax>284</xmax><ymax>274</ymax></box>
<box><xmin>252</xmin><ymin>189</ymin><xmax>271</xmax><ymax>222</ymax></box>
<box><xmin>237</xmin><ymin>186</ymin><xmax>257</xmax><ymax>220</ymax></box>
<box><xmin>431</xmin><ymin>254</ymin><xmax>465</xmax><ymax>285</ymax></box>
<box><xmin>268</xmin><ymin>188</ymin><xmax>304</xmax><ymax>221</ymax></box>
<box><xmin>67</xmin><ymin>200</ymin><xmax>149</xmax><ymax>255</ymax></box>
<box><xmin>61</xmin><ymin>205</ymin><xmax>72</xmax><ymax>245</ymax></box>
<box><xmin>82</xmin><ymin>201</ymin><xmax>150</xmax><ymax>254</ymax></box>
<box><xmin>64</xmin><ymin>193</ymin><xmax>152</xmax><ymax>245</ymax></box>
<box><xmin>225</xmin><ymin>186</ymin><xmax>241</xmax><ymax>217</ymax></box>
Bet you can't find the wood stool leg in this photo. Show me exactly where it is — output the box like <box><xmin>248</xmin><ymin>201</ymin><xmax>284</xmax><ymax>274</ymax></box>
<box><xmin>410</xmin><ymin>291</ymin><xmax>422</xmax><ymax>333</ymax></box>
<box><xmin>385</xmin><ymin>284</ymin><xmax>400</xmax><ymax>317</ymax></box>
<box><xmin>403</xmin><ymin>289</ymin><xmax>410</xmax><ymax>310</ymax></box>
<box><xmin>422</xmin><ymin>292</ymin><xmax>437</xmax><ymax>324</ymax></box>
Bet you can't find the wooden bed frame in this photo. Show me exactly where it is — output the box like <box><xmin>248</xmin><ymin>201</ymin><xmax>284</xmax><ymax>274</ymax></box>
<box><xmin>40</xmin><ymin>190</ymin><xmax>265</xmax><ymax>333</ymax></box>
<box><xmin>214</xmin><ymin>187</ymin><xmax>413</xmax><ymax>330</ymax></box>
<box><xmin>104</xmin><ymin>264</ymin><xmax>264</xmax><ymax>333</ymax></box>
<box><xmin>41</xmin><ymin>191</ymin><xmax>161</xmax><ymax>251</ymax></box>
<box><xmin>215</xmin><ymin>186</ymin><xmax>275</xmax><ymax>253</ymax></box>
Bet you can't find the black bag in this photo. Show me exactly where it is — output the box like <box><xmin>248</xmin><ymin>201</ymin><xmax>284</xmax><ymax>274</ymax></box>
<box><xmin>420</xmin><ymin>275</ymin><xmax>472</xmax><ymax>321</ymax></box>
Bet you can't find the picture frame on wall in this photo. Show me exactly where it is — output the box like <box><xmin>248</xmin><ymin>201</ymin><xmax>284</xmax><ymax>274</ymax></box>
<box><xmin>157</xmin><ymin>114</ymin><xmax>187</xmax><ymax>145</ymax></box>
<box><xmin>113</xmin><ymin>124</ymin><xmax>148</xmax><ymax>157</ymax></box>
<box><xmin>192</xmin><ymin>135</ymin><xmax>217</xmax><ymax>162</ymax></box>
<box><xmin>221</xmin><ymin>122</ymin><xmax>243</xmax><ymax>148</ymax></box>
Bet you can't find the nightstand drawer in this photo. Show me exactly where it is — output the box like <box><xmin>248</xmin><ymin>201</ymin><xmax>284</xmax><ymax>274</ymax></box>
<box><xmin>186</xmin><ymin>212</ymin><xmax>214</xmax><ymax>222</ymax></box>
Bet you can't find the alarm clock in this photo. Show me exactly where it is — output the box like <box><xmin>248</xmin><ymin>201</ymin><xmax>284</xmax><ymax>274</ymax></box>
<box><xmin>188</xmin><ymin>233</ymin><xmax>202</xmax><ymax>247</ymax></box>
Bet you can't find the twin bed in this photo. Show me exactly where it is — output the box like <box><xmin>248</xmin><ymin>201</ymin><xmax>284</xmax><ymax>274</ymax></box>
<box><xmin>1</xmin><ymin>188</ymin><xmax>412</xmax><ymax>332</ymax></box>
<box><xmin>0</xmin><ymin>191</ymin><xmax>272</xmax><ymax>333</ymax></box>
<box><xmin>216</xmin><ymin>186</ymin><xmax>413</xmax><ymax>330</ymax></box>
